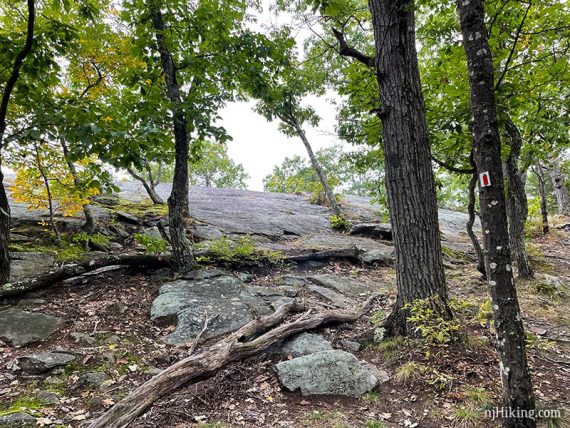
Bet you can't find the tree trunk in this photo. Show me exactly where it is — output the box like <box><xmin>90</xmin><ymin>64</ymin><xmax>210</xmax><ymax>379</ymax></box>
<box><xmin>368</xmin><ymin>0</ymin><xmax>451</xmax><ymax>336</ymax></box>
<box><xmin>149</xmin><ymin>1</ymin><xmax>196</xmax><ymax>273</ymax></box>
<box><xmin>467</xmin><ymin>169</ymin><xmax>485</xmax><ymax>276</ymax></box>
<box><xmin>548</xmin><ymin>163</ymin><xmax>570</xmax><ymax>216</ymax></box>
<box><xmin>503</xmin><ymin>118</ymin><xmax>533</xmax><ymax>278</ymax></box>
<box><xmin>456</xmin><ymin>1</ymin><xmax>536</xmax><ymax>426</ymax></box>
<box><xmin>35</xmin><ymin>145</ymin><xmax>60</xmax><ymax>242</ymax></box>
<box><xmin>534</xmin><ymin>161</ymin><xmax>549</xmax><ymax>234</ymax></box>
<box><xmin>0</xmin><ymin>0</ymin><xmax>35</xmax><ymax>286</ymax></box>
<box><xmin>88</xmin><ymin>295</ymin><xmax>380</xmax><ymax>428</ymax></box>
<box><xmin>294</xmin><ymin>124</ymin><xmax>341</xmax><ymax>216</ymax></box>
<box><xmin>0</xmin><ymin>171</ymin><xmax>9</xmax><ymax>286</ymax></box>
<box><xmin>127</xmin><ymin>167</ymin><xmax>165</xmax><ymax>205</ymax></box>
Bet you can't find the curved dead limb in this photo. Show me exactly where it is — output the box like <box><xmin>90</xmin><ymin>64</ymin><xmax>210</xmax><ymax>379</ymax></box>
<box><xmin>89</xmin><ymin>294</ymin><xmax>382</xmax><ymax>428</ymax></box>
<box><xmin>0</xmin><ymin>254</ymin><xmax>170</xmax><ymax>298</ymax></box>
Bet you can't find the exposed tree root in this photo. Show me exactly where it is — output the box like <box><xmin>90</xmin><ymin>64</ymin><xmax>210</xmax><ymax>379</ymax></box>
<box><xmin>89</xmin><ymin>295</ymin><xmax>381</xmax><ymax>428</ymax></box>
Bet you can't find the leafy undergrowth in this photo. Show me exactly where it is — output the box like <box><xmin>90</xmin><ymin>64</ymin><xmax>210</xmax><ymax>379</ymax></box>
<box><xmin>0</xmin><ymin>232</ymin><xmax>569</xmax><ymax>427</ymax></box>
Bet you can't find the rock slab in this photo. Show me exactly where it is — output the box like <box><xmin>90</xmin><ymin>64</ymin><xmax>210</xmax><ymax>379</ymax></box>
<box><xmin>19</xmin><ymin>352</ymin><xmax>75</xmax><ymax>374</ymax></box>
<box><xmin>0</xmin><ymin>308</ymin><xmax>62</xmax><ymax>347</ymax></box>
<box><xmin>274</xmin><ymin>350</ymin><xmax>380</xmax><ymax>397</ymax></box>
<box><xmin>281</xmin><ymin>333</ymin><xmax>333</xmax><ymax>357</ymax></box>
<box><xmin>151</xmin><ymin>272</ymin><xmax>274</xmax><ymax>345</ymax></box>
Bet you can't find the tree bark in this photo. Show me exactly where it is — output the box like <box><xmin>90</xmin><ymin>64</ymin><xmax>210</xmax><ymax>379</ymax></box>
<box><xmin>0</xmin><ymin>254</ymin><xmax>170</xmax><ymax>298</ymax></box>
<box><xmin>467</xmin><ymin>169</ymin><xmax>485</xmax><ymax>276</ymax></box>
<box><xmin>456</xmin><ymin>1</ymin><xmax>536</xmax><ymax>426</ymax></box>
<box><xmin>293</xmin><ymin>123</ymin><xmax>341</xmax><ymax>216</ymax></box>
<box><xmin>368</xmin><ymin>0</ymin><xmax>451</xmax><ymax>336</ymax></box>
<box><xmin>149</xmin><ymin>1</ymin><xmax>197</xmax><ymax>273</ymax></box>
<box><xmin>534</xmin><ymin>161</ymin><xmax>549</xmax><ymax>234</ymax></box>
<box><xmin>503</xmin><ymin>117</ymin><xmax>533</xmax><ymax>278</ymax></box>
<box><xmin>548</xmin><ymin>162</ymin><xmax>570</xmax><ymax>216</ymax></box>
<box><xmin>88</xmin><ymin>295</ymin><xmax>380</xmax><ymax>428</ymax></box>
<box><xmin>0</xmin><ymin>0</ymin><xmax>35</xmax><ymax>286</ymax></box>
<box><xmin>127</xmin><ymin>167</ymin><xmax>165</xmax><ymax>205</ymax></box>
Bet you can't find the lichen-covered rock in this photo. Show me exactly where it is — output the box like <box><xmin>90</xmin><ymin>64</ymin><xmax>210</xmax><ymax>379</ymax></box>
<box><xmin>18</xmin><ymin>352</ymin><xmax>75</xmax><ymax>374</ymax></box>
<box><xmin>151</xmin><ymin>273</ymin><xmax>274</xmax><ymax>345</ymax></box>
<box><xmin>0</xmin><ymin>308</ymin><xmax>62</xmax><ymax>347</ymax></box>
<box><xmin>274</xmin><ymin>350</ymin><xmax>382</xmax><ymax>397</ymax></box>
<box><xmin>0</xmin><ymin>412</ymin><xmax>37</xmax><ymax>427</ymax></box>
<box><xmin>281</xmin><ymin>333</ymin><xmax>333</xmax><ymax>357</ymax></box>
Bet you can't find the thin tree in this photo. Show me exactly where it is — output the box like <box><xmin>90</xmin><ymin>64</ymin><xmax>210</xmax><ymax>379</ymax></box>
<box><xmin>0</xmin><ymin>0</ymin><xmax>35</xmax><ymax>285</ymax></box>
<box><xmin>533</xmin><ymin>161</ymin><xmax>549</xmax><ymax>234</ymax></box>
<box><xmin>456</xmin><ymin>0</ymin><xmax>536</xmax><ymax>426</ymax></box>
<box><xmin>148</xmin><ymin>0</ymin><xmax>197</xmax><ymax>273</ymax></box>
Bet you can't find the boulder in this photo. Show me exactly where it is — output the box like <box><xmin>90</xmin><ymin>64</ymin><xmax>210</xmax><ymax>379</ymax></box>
<box><xmin>0</xmin><ymin>413</ymin><xmax>37</xmax><ymax>427</ymax></box>
<box><xmin>281</xmin><ymin>333</ymin><xmax>333</xmax><ymax>357</ymax></box>
<box><xmin>274</xmin><ymin>350</ymin><xmax>381</xmax><ymax>397</ymax></box>
<box><xmin>308</xmin><ymin>274</ymin><xmax>379</xmax><ymax>297</ymax></box>
<box><xmin>77</xmin><ymin>372</ymin><xmax>111</xmax><ymax>389</ymax></box>
<box><xmin>0</xmin><ymin>308</ymin><xmax>62</xmax><ymax>347</ymax></box>
<box><xmin>151</xmin><ymin>274</ymin><xmax>273</xmax><ymax>345</ymax></box>
<box><xmin>36</xmin><ymin>391</ymin><xmax>60</xmax><ymax>405</ymax></box>
<box><xmin>18</xmin><ymin>352</ymin><xmax>75</xmax><ymax>374</ymax></box>
<box><xmin>9</xmin><ymin>252</ymin><xmax>55</xmax><ymax>281</ymax></box>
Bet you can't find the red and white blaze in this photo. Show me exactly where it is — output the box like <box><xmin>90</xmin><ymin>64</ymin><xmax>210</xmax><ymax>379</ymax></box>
<box><xmin>479</xmin><ymin>172</ymin><xmax>491</xmax><ymax>187</ymax></box>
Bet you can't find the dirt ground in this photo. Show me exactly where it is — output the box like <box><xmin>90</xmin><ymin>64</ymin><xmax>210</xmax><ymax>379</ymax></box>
<box><xmin>1</xmin><ymin>229</ymin><xmax>569</xmax><ymax>428</ymax></box>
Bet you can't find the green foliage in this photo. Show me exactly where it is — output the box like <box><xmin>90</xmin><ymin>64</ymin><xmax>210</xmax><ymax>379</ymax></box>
<box><xmin>395</xmin><ymin>361</ymin><xmax>428</xmax><ymax>383</ymax></box>
<box><xmin>364</xmin><ymin>421</ymin><xmax>386</xmax><ymax>428</ymax></box>
<box><xmin>476</xmin><ymin>299</ymin><xmax>493</xmax><ymax>328</ymax></box>
<box><xmin>405</xmin><ymin>298</ymin><xmax>461</xmax><ymax>345</ymax></box>
<box><xmin>329</xmin><ymin>214</ymin><xmax>351</xmax><ymax>231</ymax></box>
<box><xmin>72</xmin><ymin>232</ymin><xmax>110</xmax><ymax>247</ymax></box>
<box><xmin>134</xmin><ymin>233</ymin><xmax>168</xmax><ymax>255</ymax></box>
<box><xmin>199</xmin><ymin>236</ymin><xmax>285</xmax><ymax>267</ymax></box>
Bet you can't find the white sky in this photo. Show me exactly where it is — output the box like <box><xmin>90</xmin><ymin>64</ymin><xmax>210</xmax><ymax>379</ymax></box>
<box><xmin>220</xmin><ymin>1</ymin><xmax>344</xmax><ymax>191</ymax></box>
<box><xmin>221</xmin><ymin>96</ymin><xmax>341</xmax><ymax>191</ymax></box>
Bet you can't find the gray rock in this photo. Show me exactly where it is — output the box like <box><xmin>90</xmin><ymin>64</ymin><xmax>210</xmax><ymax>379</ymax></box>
<box><xmin>106</xmin><ymin>302</ymin><xmax>128</xmax><ymax>315</ymax></box>
<box><xmin>70</xmin><ymin>332</ymin><xmax>95</xmax><ymax>345</ymax></box>
<box><xmin>93</xmin><ymin>194</ymin><xmax>120</xmax><ymax>206</ymax></box>
<box><xmin>0</xmin><ymin>308</ymin><xmax>62</xmax><ymax>347</ymax></box>
<box><xmin>277</xmin><ymin>275</ymin><xmax>307</xmax><ymax>287</ymax></box>
<box><xmin>142</xmin><ymin>226</ymin><xmax>162</xmax><ymax>240</ymax></box>
<box><xmin>9</xmin><ymin>252</ymin><xmax>55</xmax><ymax>282</ymax></box>
<box><xmin>281</xmin><ymin>333</ymin><xmax>333</xmax><ymax>357</ymax></box>
<box><xmin>236</xmin><ymin>272</ymin><xmax>254</xmax><ymax>283</ymax></box>
<box><xmin>349</xmin><ymin>223</ymin><xmax>392</xmax><ymax>240</ymax></box>
<box><xmin>307</xmin><ymin>284</ymin><xmax>356</xmax><ymax>308</ymax></box>
<box><xmin>9</xmin><ymin>233</ymin><xmax>29</xmax><ymax>242</ymax></box>
<box><xmin>341</xmin><ymin>340</ymin><xmax>361</xmax><ymax>352</ymax></box>
<box><xmin>115</xmin><ymin>211</ymin><xmax>141</xmax><ymax>225</ymax></box>
<box><xmin>19</xmin><ymin>352</ymin><xmax>75</xmax><ymax>374</ymax></box>
<box><xmin>274</xmin><ymin>350</ymin><xmax>380</xmax><ymax>397</ymax></box>
<box><xmin>308</xmin><ymin>274</ymin><xmax>379</xmax><ymax>297</ymax></box>
<box><xmin>101</xmin><ymin>335</ymin><xmax>121</xmax><ymax>345</ymax></box>
<box><xmin>109</xmin><ymin>242</ymin><xmax>123</xmax><ymax>251</ymax></box>
<box><xmin>150</xmin><ymin>274</ymin><xmax>273</xmax><ymax>345</ymax></box>
<box><xmin>16</xmin><ymin>299</ymin><xmax>45</xmax><ymax>307</ymax></box>
<box><xmin>36</xmin><ymin>390</ymin><xmax>60</xmax><ymax>405</ymax></box>
<box><xmin>77</xmin><ymin>372</ymin><xmax>111</xmax><ymax>388</ymax></box>
<box><xmin>0</xmin><ymin>412</ymin><xmax>37</xmax><ymax>427</ymax></box>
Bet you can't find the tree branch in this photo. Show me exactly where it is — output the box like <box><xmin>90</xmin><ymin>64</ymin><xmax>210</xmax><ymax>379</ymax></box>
<box><xmin>331</xmin><ymin>28</ymin><xmax>375</xmax><ymax>68</ymax></box>
<box><xmin>431</xmin><ymin>156</ymin><xmax>475</xmax><ymax>174</ymax></box>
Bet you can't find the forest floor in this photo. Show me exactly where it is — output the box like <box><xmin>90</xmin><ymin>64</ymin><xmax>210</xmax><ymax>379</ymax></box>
<box><xmin>0</xmin><ymin>184</ymin><xmax>569</xmax><ymax>428</ymax></box>
<box><xmin>1</xmin><ymin>227</ymin><xmax>569</xmax><ymax>428</ymax></box>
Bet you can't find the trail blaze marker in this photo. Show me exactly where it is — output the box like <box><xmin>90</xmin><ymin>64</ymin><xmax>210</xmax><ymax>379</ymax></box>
<box><xmin>479</xmin><ymin>172</ymin><xmax>491</xmax><ymax>187</ymax></box>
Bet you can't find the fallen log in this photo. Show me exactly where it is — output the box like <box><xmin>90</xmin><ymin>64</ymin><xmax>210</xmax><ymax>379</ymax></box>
<box><xmin>0</xmin><ymin>254</ymin><xmax>170</xmax><ymax>298</ymax></box>
<box><xmin>287</xmin><ymin>247</ymin><xmax>361</xmax><ymax>263</ymax></box>
<box><xmin>89</xmin><ymin>294</ymin><xmax>382</xmax><ymax>428</ymax></box>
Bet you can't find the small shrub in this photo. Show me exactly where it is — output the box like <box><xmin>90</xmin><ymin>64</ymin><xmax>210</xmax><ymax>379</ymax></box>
<box><xmin>406</xmin><ymin>297</ymin><xmax>460</xmax><ymax>344</ymax></box>
<box><xmin>453</xmin><ymin>405</ymin><xmax>482</xmax><ymax>427</ymax></box>
<box><xmin>201</xmin><ymin>236</ymin><xmax>285</xmax><ymax>267</ymax></box>
<box><xmin>463</xmin><ymin>386</ymin><xmax>492</xmax><ymax>408</ymax></box>
<box><xmin>329</xmin><ymin>214</ymin><xmax>351</xmax><ymax>231</ymax></box>
<box><xmin>72</xmin><ymin>232</ymin><xmax>110</xmax><ymax>248</ymax></box>
<box><xmin>476</xmin><ymin>299</ymin><xmax>494</xmax><ymax>328</ymax></box>
<box><xmin>395</xmin><ymin>361</ymin><xmax>427</xmax><ymax>383</ymax></box>
<box><xmin>134</xmin><ymin>233</ymin><xmax>168</xmax><ymax>255</ymax></box>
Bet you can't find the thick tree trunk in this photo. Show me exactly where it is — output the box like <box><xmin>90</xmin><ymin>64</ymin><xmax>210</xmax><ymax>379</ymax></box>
<box><xmin>0</xmin><ymin>0</ymin><xmax>35</xmax><ymax>286</ymax></box>
<box><xmin>534</xmin><ymin>162</ymin><xmax>549</xmax><ymax>234</ymax></box>
<box><xmin>294</xmin><ymin>124</ymin><xmax>341</xmax><ymax>216</ymax></box>
<box><xmin>89</xmin><ymin>295</ymin><xmax>380</xmax><ymax>428</ymax></box>
<box><xmin>467</xmin><ymin>170</ymin><xmax>485</xmax><ymax>276</ymax></box>
<box><xmin>368</xmin><ymin>0</ymin><xmax>451</xmax><ymax>336</ymax></box>
<box><xmin>548</xmin><ymin>163</ymin><xmax>570</xmax><ymax>216</ymax></box>
<box><xmin>150</xmin><ymin>1</ymin><xmax>196</xmax><ymax>273</ymax></box>
<box><xmin>503</xmin><ymin>118</ymin><xmax>533</xmax><ymax>278</ymax></box>
<box><xmin>456</xmin><ymin>1</ymin><xmax>536</xmax><ymax>426</ymax></box>
<box><xmin>127</xmin><ymin>167</ymin><xmax>165</xmax><ymax>205</ymax></box>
